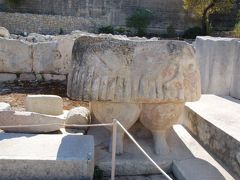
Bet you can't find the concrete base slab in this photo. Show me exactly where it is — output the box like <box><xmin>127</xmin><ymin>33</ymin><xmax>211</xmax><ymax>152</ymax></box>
<box><xmin>88</xmin><ymin>122</ymin><xmax>233</xmax><ymax>179</ymax></box>
<box><xmin>0</xmin><ymin>133</ymin><xmax>94</xmax><ymax>180</ymax></box>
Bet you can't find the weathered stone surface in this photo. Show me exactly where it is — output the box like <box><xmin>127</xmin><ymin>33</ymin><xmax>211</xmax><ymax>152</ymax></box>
<box><xmin>183</xmin><ymin>95</ymin><xmax>240</xmax><ymax>177</ymax></box>
<box><xmin>0</xmin><ymin>133</ymin><xmax>94</xmax><ymax>180</ymax></box>
<box><xmin>19</xmin><ymin>73</ymin><xmax>36</xmax><ymax>81</ymax></box>
<box><xmin>0</xmin><ymin>102</ymin><xmax>11</xmax><ymax>111</ymax></box>
<box><xmin>25</xmin><ymin>95</ymin><xmax>63</xmax><ymax>115</ymax></box>
<box><xmin>0</xmin><ymin>27</ymin><xmax>10</xmax><ymax>38</ymax></box>
<box><xmin>68</xmin><ymin>35</ymin><xmax>201</xmax><ymax>103</ymax></box>
<box><xmin>32</xmin><ymin>35</ymin><xmax>74</xmax><ymax>74</ymax></box>
<box><xmin>0</xmin><ymin>73</ymin><xmax>17</xmax><ymax>82</ymax></box>
<box><xmin>0</xmin><ymin>111</ymin><xmax>65</xmax><ymax>133</ymax></box>
<box><xmin>140</xmin><ymin>103</ymin><xmax>184</xmax><ymax>155</ymax></box>
<box><xmin>172</xmin><ymin>159</ymin><xmax>225</xmax><ymax>180</ymax></box>
<box><xmin>195</xmin><ymin>36</ymin><xmax>240</xmax><ymax>99</ymax></box>
<box><xmin>65</xmin><ymin>107</ymin><xmax>91</xmax><ymax>129</ymax></box>
<box><xmin>90</xmin><ymin>102</ymin><xmax>142</xmax><ymax>154</ymax></box>
<box><xmin>0</xmin><ymin>38</ymin><xmax>32</xmax><ymax>72</ymax></box>
<box><xmin>42</xmin><ymin>74</ymin><xmax>66</xmax><ymax>81</ymax></box>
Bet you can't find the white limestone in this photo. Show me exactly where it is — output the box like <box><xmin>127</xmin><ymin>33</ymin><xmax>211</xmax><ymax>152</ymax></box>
<box><xmin>0</xmin><ymin>102</ymin><xmax>11</xmax><ymax>111</ymax></box>
<box><xmin>25</xmin><ymin>95</ymin><xmax>63</xmax><ymax>116</ymax></box>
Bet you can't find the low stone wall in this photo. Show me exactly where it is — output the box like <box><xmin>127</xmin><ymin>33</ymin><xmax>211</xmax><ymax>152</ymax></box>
<box><xmin>0</xmin><ymin>12</ymin><xmax>104</xmax><ymax>35</ymax></box>
<box><xmin>0</xmin><ymin>32</ymin><xmax>84</xmax><ymax>76</ymax></box>
<box><xmin>195</xmin><ymin>36</ymin><xmax>240</xmax><ymax>99</ymax></box>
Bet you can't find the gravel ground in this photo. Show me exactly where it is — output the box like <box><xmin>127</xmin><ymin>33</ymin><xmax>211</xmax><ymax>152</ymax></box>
<box><xmin>0</xmin><ymin>80</ymin><xmax>89</xmax><ymax>111</ymax></box>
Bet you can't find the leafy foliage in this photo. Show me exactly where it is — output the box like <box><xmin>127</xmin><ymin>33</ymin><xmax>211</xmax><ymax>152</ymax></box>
<box><xmin>183</xmin><ymin>0</ymin><xmax>235</xmax><ymax>34</ymax></box>
<box><xmin>182</xmin><ymin>26</ymin><xmax>203</xmax><ymax>39</ymax></box>
<box><xmin>166</xmin><ymin>25</ymin><xmax>177</xmax><ymax>38</ymax></box>
<box><xmin>5</xmin><ymin>0</ymin><xmax>21</xmax><ymax>6</ymax></box>
<box><xmin>126</xmin><ymin>8</ymin><xmax>153</xmax><ymax>37</ymax></box>
<box><xmin>98</xmin><ymin>26</ymin><xmax>114</xmax><ymax>34</ymax></box>
<box><xmin>233</xmin><ymin>22</ymin><xmax>240</xmax><ymax>37</ymax></box>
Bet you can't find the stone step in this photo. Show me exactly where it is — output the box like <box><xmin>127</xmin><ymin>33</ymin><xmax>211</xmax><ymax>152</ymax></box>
<box><xmin>0</xmin><ymin>133</ymin><xmax>94</xmax><ymax>180</ymax></box>
<box><xmin>183</xmin><ymin>94</ymin><xmax>240</xmax><ymax>178</ymax></box>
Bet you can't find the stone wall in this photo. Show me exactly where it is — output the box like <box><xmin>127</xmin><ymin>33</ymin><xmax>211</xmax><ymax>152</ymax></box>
<box><xmin>0</xmin><ymin>0</ymin><xmax>197</xmax><ymax>34</ymax></box>
<box><xmin>195</xmin><ymin>36</ymin><xmax>240</xmax><ymax>99</ymax></box>
<box><xmin>0</xmin><ymin>12</ymin><xmax>104</xmax><ymax>35</ymax></box>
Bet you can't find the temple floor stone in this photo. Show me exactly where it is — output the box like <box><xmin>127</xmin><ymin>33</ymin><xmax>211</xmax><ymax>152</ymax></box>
<box><xmin>88</xmin><ymin>122</ymin><xmax>234</xmax><ymax>179</ymax></box>
<box><xmin>0</xmin><ymin>133</ymin><xmax>94</xmax><ymax>180</ymax></box>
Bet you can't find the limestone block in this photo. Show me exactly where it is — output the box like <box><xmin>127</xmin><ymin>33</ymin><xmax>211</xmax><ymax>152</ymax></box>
<box><xmin>0</xmin><ymin>102</ymin><xmax>11</xmax><ymax>111</ymax></box>
<box><xmin>0</xmin><ymin>73</ymin><xmax>17</xmax><ymax>82</ymax></box>
<box><xmin>90</xmin><ymin>102</ymin><xmax>142</xmax><ymax>154</ymax></box>
<box><xmin>65</xmin><ymin>107</ymin><xmax>91</xmax><ymax>129</ymax></box>
<box><xmin>0</xmin><ymin>133</ymin><xmax>94</xmax><ymax>180</ymax></box>
<box><xmin>0</xmin><ymin>111</ymin><xmax>65</xmax><ymax>133</ymax></box>
<box><xmin>19</xmin><ymin>73</ymin><xmax>36</xmax><ymax>81</ymax></box>
<box><xmin>0</xmin><ymin>27</ymin><xmax>10</xmax><ymax>38</ymax></box>
<box><xmin>230</xmin><ymin>41</ymin><xmax>240</xmax><ymax>99</ymax></box>
<box><xmin>43</xmin><ymin>74</ymin><xmax>66</xmax><ymax>81</ymax></box>
<box><xmin>33</xmin><ymin>35</ymin><xmax>74</xmax><ymax>74</ymax></box>
<box><xmin>67</xmin><ymin>35</ymin><xmax>201</xmax><ymax>103</ymax></box>
<box><xmin>140</xmin><ymin>103</ymin><xmax>184</xmax><ymax>155</ymax></box>
<box><xmin>25</xmin><ymin>95</ymin><xmax>63</xmax><ymax>115</ymax></box>
<box><xmin>0</xmin><ymin>38</ymin><xmax>32</xmax><ymax>72</ymax></box>
<box><xmin>195</xmin><ymin>36</ymin><xmax>238</xmax><ymax>96</ymax></box>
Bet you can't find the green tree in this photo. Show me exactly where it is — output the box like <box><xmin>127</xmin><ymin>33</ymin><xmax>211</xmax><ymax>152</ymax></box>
<box><xmin>183</xmin><ymin>0</ymin><xmax>235</xmax><ymax>35</ymax></box>
<box><xmin>126</xmin><ymin>8</ymin><xmax>153</xmax><ymax>37</ymax></box>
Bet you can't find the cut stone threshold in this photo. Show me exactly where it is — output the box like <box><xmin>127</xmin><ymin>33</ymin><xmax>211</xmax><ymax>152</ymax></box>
<box><xmin>183</xmin><ymin>95</ymin><xmax>240</xmax><ymax>178</ymax></box>
<box><xmin>88</xmin><ymin>123</ymin><xmax>234</xmax><ymax>180</ymax></box>
<box><xmin>0</xmin><ymin>133</ymin><xmax>94</xmax><ymax>180</ymax></box>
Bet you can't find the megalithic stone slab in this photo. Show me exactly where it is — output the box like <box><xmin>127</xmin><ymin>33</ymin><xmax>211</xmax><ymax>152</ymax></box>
<box><xmin>67</xmin><ymin>35</ymin><xmax>201</xmax><ymax>103</ymax></box>
<box><xmin>0</xmin><ymin>133</ymin><xmax>94</xmax><ymax>180</ymax></box>
<box><xmin>25</xmin><ymin>95</ymin><xmax>63</xmax><ymax>116</ymax></box>
<box><xmin>0</xmin><ymin>111</ymin><xmax>65</xmax><ymax>133</ymax></box>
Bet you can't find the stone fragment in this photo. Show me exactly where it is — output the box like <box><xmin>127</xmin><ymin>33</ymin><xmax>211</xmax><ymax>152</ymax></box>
<box><xmin>0</xmin><ymin>111</ymin><xmax>65</xmax><ymax>133</ymax></box>
<box><xmin>0</xmin><ymin>27</ymin><xmax>10</xmax><ymax>38</ymax></box>
<box><xmin>90</xmin><ymin>102</ymin><xmax>142</xmax><ymax>154</ymax></box>
<box><xmin>43</xmin><ymin>74</ymin><xmax>66</xmax><ymax>81</ymax></box>
<box><xmin>25</xmin><ymin>95</ymin><xmax>63</xmax><ymax>116</ymax></box>
<box><xmin>0</xmin><ymin>102</ymin><xmax>11</xmax><ymax>111</ymax></box>
<box><xmin>0</xmin><ymin>73</ymin><xmax>17</xmax><ymax>82</ymax></box>
<box><xmin>19</xmin><ymin>73</ymin><xmax>36</xmax><ymax>81</ymax></box>
<box><xmin>67</xmin><ymin>35</ymin><xmax>201</xmax><ymax>103</ymax></box>
<box><xmin>65</xmin><ymin>107</ymin><xmax>91</xmax><ymax>129</ymax></box>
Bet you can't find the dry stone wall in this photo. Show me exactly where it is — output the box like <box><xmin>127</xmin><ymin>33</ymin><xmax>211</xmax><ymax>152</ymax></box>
<box><xmin>0</xmin><ymin>12</ymin><xmax>102</xmax><ymax>35</ymax></box>
<box><xmin>0</xmin><ymin>0</ymin><xmax>197</xmax><ymax>34</ymax></box>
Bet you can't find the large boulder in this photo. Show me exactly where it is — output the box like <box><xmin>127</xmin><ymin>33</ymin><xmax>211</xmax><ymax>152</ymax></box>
<box><xmin>0</xmin><ymin>27</ymin><xmax>10</xmax><ymax>38</ymax></box>
<box><xmin>0</xmin><ymin>111</ymin><xmax>65</xmax><ymax>133</ymax></box>
<box><xmin>25</xmin><ymin>95</ymin><xmax>63</xmax><ymax>116</ymax></box>
<box><xmin>67</xmin><ymin>34</ymin><xmax>201</xmax><ymax>103</ymax></box>
<box><xmin>67</xmin><ymin>34</ymin><xmax>201</xmax><ymax>155</ymax></box>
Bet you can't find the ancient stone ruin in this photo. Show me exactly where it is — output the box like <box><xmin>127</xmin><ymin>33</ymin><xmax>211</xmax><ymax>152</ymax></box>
<box><xmin>67</xmin><ymin>34</ymin><xmax>201</xmax><ymax>155</ymax></box>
